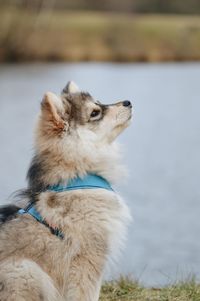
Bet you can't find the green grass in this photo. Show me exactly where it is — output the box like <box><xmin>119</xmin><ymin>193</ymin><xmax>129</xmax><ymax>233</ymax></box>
<box><xmin>1</xmin><ymin>7</ymin><xmax>200</xmax><ymax>62</ymax></box>
<box><xmin>100</xmin><ymin>277</ymin><xmax>200</xmax><ymax>301</ymax></box>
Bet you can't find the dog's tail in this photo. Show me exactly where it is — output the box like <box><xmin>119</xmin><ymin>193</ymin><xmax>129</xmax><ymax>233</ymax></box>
<box><xmin>0</xmin><ymin>186</ymin><xmax>42</xmax><ymax>224</ymax></box>
<box><xmin>0</xmin><ymin>204</ymin><xmax>20</xmax><ymax>223</ymax></box>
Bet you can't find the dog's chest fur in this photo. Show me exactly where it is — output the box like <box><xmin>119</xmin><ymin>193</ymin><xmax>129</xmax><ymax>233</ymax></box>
<box><xmin>37</xmin><ymin>188</ymin><xmax>131</xmax><ymax>291</ymax></box>
<box><xmin>38</xmin><ymin>189</ymin><xmax>131</xmax><ymax>260</ymax></box>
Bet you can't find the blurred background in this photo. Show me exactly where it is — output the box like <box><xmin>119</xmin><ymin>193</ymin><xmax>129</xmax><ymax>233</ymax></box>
<box><xmin>1</xmin><ymin>0</ymin><xmax>200</xmax><ymax>61</ymax></box>
<box><xmin>1</xmin><ymin>0</ymin><xmax>200</xmax><ymax>288</ymax></box>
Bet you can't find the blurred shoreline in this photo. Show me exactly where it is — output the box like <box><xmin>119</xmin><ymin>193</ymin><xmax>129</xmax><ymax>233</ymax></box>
<box><xmin>0</xmin><ymin>8</ymin><xmax>200</xmax><ymax>63</ymax></box>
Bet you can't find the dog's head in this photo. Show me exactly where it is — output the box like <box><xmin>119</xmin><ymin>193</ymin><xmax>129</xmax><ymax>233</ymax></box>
<box><xmin>34</xmin><ymin>81</ymin><xmax>132</xmax><ymax>182</ymax></box>
<box><xmin>38</xmin><ymin>81</ymin><xmax>132</xmax><ymax>144</ymax></box>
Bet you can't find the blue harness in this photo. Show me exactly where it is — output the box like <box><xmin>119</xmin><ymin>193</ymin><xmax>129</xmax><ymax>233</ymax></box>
<box><xmin>18</xmin><ymin>174</ymin><xmax>113</xmax><ymax>239</ymax></box>
<box><xmin>48</xmin><ymin>174</ymin><xmax>113</xmax><ymax>192</ymax></box>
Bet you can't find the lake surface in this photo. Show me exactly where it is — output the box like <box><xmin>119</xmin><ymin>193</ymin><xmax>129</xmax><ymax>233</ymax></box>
<box><xmin>0</xmin><ymin>62</ymin><xmax>200</xmax><ymax>287</ymax></box>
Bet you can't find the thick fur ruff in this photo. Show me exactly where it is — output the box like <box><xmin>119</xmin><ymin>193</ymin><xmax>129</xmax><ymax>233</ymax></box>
<box><xmin>0</xmin><ymin>81</ymin><xmax>132</xmax><ymax>301</ymax></box>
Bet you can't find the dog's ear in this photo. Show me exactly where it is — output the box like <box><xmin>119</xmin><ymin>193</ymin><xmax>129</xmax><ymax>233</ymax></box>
<box><xmin>62</xmin><ymin>81</ymin><xmax>80</xmax><ymax>94</ymax></box>
<box><xmin>41</xmin><ymin>92</ymin><xmax>67</xmax><ymax>132</ymax></box>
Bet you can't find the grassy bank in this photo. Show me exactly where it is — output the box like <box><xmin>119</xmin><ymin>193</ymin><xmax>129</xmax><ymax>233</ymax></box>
<box><xmin>100</xmin><ymin>278</ymin><xmax>200</xmax><ymax>301</ymax></box>
<box><xmin>1</xmin><ymin>7</ymin><xmax>200</xmax><ymax>62</ymax></box>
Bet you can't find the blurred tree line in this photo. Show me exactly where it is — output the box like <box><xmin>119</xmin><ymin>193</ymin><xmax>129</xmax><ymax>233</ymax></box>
<box><xmin>0</xmin><ymin>0</ymin><xmax>200</xmax><ymax>14</ymax></box>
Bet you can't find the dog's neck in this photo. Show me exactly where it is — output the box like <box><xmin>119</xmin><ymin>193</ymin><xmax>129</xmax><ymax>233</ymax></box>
<box><xmin>27</xmin><ymin>142</ymin><xmax>126</xmax><ymax>193</ymax></box>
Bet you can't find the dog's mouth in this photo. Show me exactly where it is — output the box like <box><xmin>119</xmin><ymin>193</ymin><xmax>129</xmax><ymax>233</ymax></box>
<box><xmin>113</xmin><ymin>108</ymin><xmax>132</xmax><ymax>132</ymax></box>
<box><xmin>125</xmin><ymin>107</ymin><xmax>133</xmax><ymax>123</ymax></box>
<box><xmin>128</xmin><ymin>109</ymin><xmax>132</xmax><ymax>120</ymax></box>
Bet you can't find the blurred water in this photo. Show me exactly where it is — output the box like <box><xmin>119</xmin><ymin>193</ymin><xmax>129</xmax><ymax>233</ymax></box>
<box><xmin>0</xmin><ymin>62</ymin><xmax>200</xmax><ymax>287</ymax></box>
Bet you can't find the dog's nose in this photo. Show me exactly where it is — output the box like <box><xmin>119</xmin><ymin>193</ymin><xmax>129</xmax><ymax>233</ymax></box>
<box><xmin>123</xmin><ymin>100</ymin><xmax>132</xmax><ymax>108</ymax></box>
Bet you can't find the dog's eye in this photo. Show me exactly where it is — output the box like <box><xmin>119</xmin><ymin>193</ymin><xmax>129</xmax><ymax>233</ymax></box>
<box><xmin>90</xmin><ymin>110</ymin><xmax>101</xmax><ymax>118</ymax></box>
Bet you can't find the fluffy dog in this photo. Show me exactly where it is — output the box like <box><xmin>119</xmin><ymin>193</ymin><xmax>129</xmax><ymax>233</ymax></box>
<box><xmin>0</xmin><ymin>81</ymin><xmax>132</xmax><ymax>301</ymax></box>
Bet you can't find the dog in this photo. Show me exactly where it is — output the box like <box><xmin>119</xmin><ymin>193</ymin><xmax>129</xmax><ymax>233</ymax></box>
<box><xmin>0</xmin><ymin>81</ymin><xmax>132</xmax><ymax>301</ymax></box>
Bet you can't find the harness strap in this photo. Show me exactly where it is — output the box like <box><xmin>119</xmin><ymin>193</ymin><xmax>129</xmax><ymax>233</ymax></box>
<box><xmin>48</xmin><ymin>174</ymin><xmax>113</xmax><ymax>192</ymax></box>
<box><xmin>18</xmin><ymin>205</ymin><xmax>64</xmax><ymax>239</ymax></box>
